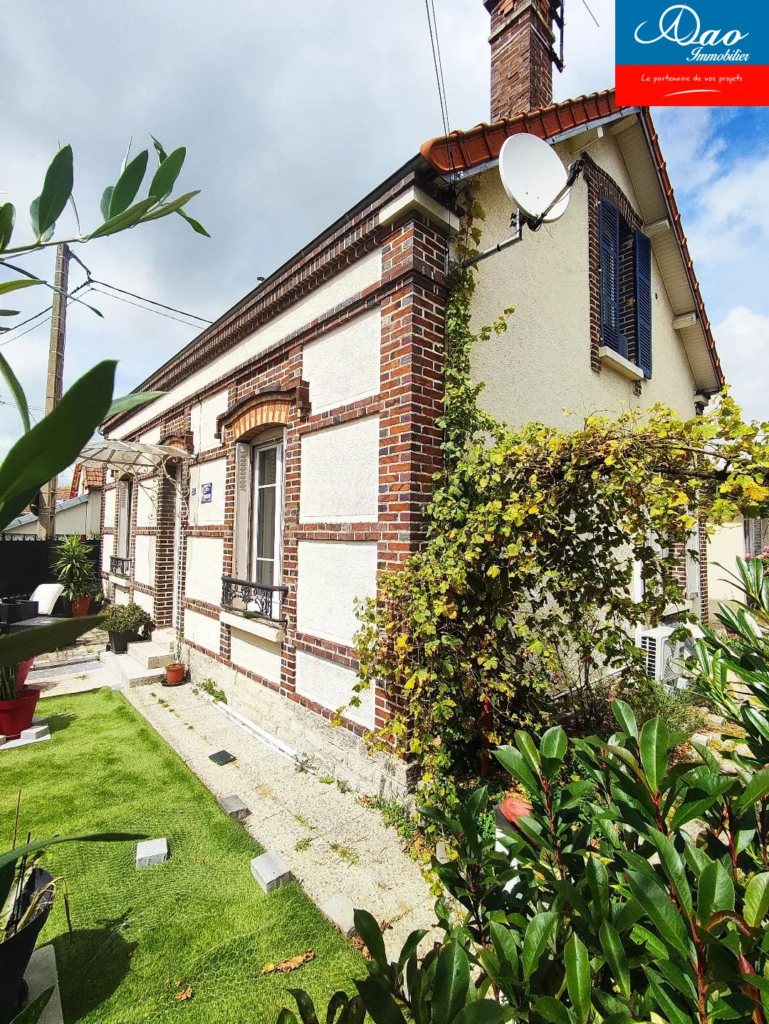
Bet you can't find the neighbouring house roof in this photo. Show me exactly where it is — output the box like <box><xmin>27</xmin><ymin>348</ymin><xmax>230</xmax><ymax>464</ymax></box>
<box><xmin>421</xmin><ymin>89</ymin><xmax>723</xmax><ymax>394</ymax></box>
<box><xmin>69</xmin><ymin>463</ymin><xmax>106</xmax><ymax>500</ymax></box>
<box><xmin>4</xmin><ymin>493</ymin><xmax>88</xmax><ymax>531</ymax></box>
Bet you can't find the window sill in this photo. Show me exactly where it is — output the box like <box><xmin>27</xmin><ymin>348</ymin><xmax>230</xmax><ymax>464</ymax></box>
<box><xmin>220</xmin><ymin>609</ymin><xmax>284</xmax><ymax>645</ymax></box>
<box><xmin>599</xmin><ymin>346</ymin><xmax>645</xmax><ymax>382</ymax></box>
<box><xmin>109</xmin><ymin>574</ymin><xmax>130</xmax><ymax>587</ymax></box>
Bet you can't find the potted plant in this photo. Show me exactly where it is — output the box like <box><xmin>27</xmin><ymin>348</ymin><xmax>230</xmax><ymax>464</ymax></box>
<box><xmin>51</xmin><ymin>536</ymin><xmax>99</xmax><ymax>618</ymax></box>
<box><xmin>102</xmin><ymin>603</ymin><xmax>154</xmax><ymax>655</ymax></box>
<box><xmin>163</xmin><ymin>625</ymin><xmax>186</xmax><ymax>686</ymax></box>
<box><xmin>0</xmin><ymin>666</ymin><xmax>40</xmax><ymax>740</ymax></box>
<box><xmin>0</xmin><ymin>814</ymin><xmax>143</xmax><ymax>1024</ymax></box>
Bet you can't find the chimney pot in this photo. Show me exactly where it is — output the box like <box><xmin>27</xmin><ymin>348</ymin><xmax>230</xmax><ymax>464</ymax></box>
<box><xmin>484</xmin><ymin>0</ymin><xmax>556</xmax><ymax>121</ymax></box>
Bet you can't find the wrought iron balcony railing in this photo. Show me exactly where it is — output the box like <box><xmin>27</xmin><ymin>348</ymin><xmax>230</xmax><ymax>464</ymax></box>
<box><xmin>110</xmin><ymin>555</ymin><xmax>131</xmax><ymax>577</ymax></box>
<box><xmin>221</xmin><ymin>576</ymin><xmax>288</xmax><ymax>622</ymax></box>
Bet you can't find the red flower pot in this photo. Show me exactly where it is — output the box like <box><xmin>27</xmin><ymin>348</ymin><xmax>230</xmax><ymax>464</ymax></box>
<box><xmin>70</xmin><ymin>596</ymin><xmax>91</xmax><ymax>617</ymax></box>
<box><xmin>0</xmin><ymin>687</ymin><xmax>41</xmax><ymax>740</ymax></box>
<box><xmin>163</xmin><ymin>663</ymin><xmax>186</xmax><ymax>686</ymax></box>
<box><xmin>16</xmin><ymin>660</ymin><xmax>34</xmax><ymax>691</ymax></box>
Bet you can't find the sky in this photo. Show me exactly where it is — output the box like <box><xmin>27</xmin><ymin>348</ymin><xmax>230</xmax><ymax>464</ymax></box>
<box><xmin>1</xmin><ymin>0</ymin><xmax>767</xmax><ymax>470</ymax></box>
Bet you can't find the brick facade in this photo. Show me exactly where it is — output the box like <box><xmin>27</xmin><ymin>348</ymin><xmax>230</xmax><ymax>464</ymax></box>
<box><xmin>484</xmin><ymin>0</ymin><xmax>555</xmax><ymax>121</ymax></box>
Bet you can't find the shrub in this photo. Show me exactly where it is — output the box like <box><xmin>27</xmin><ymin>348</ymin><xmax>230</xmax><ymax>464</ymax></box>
<box><xmin>101</xmin><ymin>602</ymin><xmax>154</xmax><ymax>637</ymax></box>
<box><xmin>52</xmin><ymin>535</ymin><xmax>99</xmax><ymax>599</ymax></box>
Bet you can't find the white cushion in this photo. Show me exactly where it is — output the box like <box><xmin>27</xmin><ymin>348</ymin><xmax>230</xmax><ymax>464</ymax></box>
<box><xmin>30</xmin><ymin>583</ymin><xmax>64</xmax><ymax>616</ymax></box>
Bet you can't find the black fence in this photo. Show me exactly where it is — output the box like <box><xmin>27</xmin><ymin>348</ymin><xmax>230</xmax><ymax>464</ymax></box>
<box><xmin>0</xmin><ymin>537</ymin><xmax>101</xmax><ymax>599</ymax></box>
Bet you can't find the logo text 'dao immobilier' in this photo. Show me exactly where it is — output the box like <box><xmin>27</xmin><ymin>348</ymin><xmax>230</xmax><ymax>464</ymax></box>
<box><xmin>615</xmin><ymin>1</ymin><xmax>768</xmax><ymax>106</ymax></box>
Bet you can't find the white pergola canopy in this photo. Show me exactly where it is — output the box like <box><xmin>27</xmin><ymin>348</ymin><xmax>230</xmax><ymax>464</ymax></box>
<box><xmin>79</xmin><ymin>439</ymin><xmax>192</xmax><ymax>472</ymax></box>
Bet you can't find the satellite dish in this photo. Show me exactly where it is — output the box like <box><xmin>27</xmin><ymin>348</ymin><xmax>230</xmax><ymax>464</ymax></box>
<box><xmin>499</xmin><ymin>134</ymin><xmax>572</xmax><ymax>223</ymax></box>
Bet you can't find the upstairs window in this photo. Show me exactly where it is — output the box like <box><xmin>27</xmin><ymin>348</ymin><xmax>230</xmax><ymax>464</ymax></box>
<box><xmin>599</xmin><ymin>197</ymin><xmax>653</xmax><ymax>378</ymax></box>
<box><xmin>116</xmin><ymin>479</ymin><xmax>133</xmax><ymax>559</ymax></box>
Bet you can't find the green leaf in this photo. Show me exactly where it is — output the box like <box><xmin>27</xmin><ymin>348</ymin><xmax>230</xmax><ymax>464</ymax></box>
<box><xmin>452</xmin><ymin>1004</ymin><xmax>514</xmax><ymax>1024</ymax></box>
<box><xmin>30</xmin><ymin>144</ymin><xmax>73</xmax><ymax>237</ymax></box>
<box><xmin>100</xmin><ymin>186</ymin><xmax>114</xmax><ymax>222</ymax></box>
<box><xmin>697</xmin><ymin>861</ymin><xmax>734</xmax><ymax>924</ymax></box>
<box><xmin>737</xmin><ymin>767</ymin><xmax>769</xmax><ymax>814</ymax></box>
<box><xmin>277</xmin><ymin>1012</ymin><xmax>299</xmax><ymax>1024</ymax></box>
<box><xmin>0</xmin><ymin>350</ymin><xmax>30</xmax><ymax>431</ymax></box>
<box><xmin>743</xmin><ymin>872</ymin><xmax>769</xmax><ymax>928</ymax></box>
<box><xmin>515</xmin><ymin>730</ymin><xmax>541</xmax><ymax>772</ymax></box>
<box><xmin>0</xmin><ymin>615</ymin><xmax>106</xmax><ymax>668</ymax></box>
<box><xmin>490</xmin><ymin>920</ymin><xmax>519</xmax><ymax>982</ymax></box>
<box><xmin>8</xmin><ymin>987</ymin><xmax>54</xmax><ymax>1023</ymax></box>
<box><xmin>564</xmin><ymin>935</ymin><xmax>591</xmax><ymax>1024</ymax></box>
<box><xmin>104</xmin><ymin>390</ymin><xmax>165</xmax><ymax>422</ymax></box>
<box><xmin>0</xmin><ymin>203</ymin><xmax>15</xmax><ymax>251</ymax></box>
<box><xmin>88</xmin><ymin>197</ymin><xmax>157</xmax><ymax>239</ymax></box>
<box><xmin>353</xmin><ymin>909</ymin><xmax>387</xmax><ymax>969</ymax></box>
<box><xmin>109</xmin><ymin>150</ymin><xmax>149</xmax><ymax>218</ymax></box>
<box><xmin>612</xmin><ymin>699</ymin><xmax>638</xmax><ymax>739</ymax></box>
<box><xmin>522</xmin><ymin>910</ymin><xmax>557</xmax><ymax>980</ymax></box>
<box><xmin>177</xmin><ymin>207</ymin><xmax>210</xmax><ymax>237</ymax></box>
<box><xmin>325</xmin><ymin>992</ymin><xmax>349</xmax><ymax>1024</ymax></box>
<box><xmin>0</xmin><ymin>279</ymin><xmax>43</xmax><ymax>295</ymax></box>
<box><xmin>647</xmin><ymin>827</ymin><xmax>693</xmax><ymax>918</ymax></box>
<box><xmin>599</xmin><ymin>921</ymin><xmax>630</xmax><ymax>1000</ymax></box>
<box><xmin>586</xmin><ymin>854</ymin><xmax>610</xmax><ymax>921</ymax></box>
<box><xmin>433</xmin><ymin>942</ymin><xmax>471</xmax><ymax>1024</ymax></box>
<box><xmin>149</xmin><ymin>147</ymin><xmax>186</xmax><ymax>201</ymax></box>
<box><xmin>647</xmin><ymin>974</ymin><xmax>694</xmax><ymax>1024</ymax></box>
<box><xmin>0</xmin><ymin>361</ymin><xmax>116</xmax><ymax>528</ymax></box>
<box><xmin>534</xmin><ymin>997</ymin><xmax>575</xmax><ymax>1024</ymax></box>
<box><xmin>495</xmin><ymin>745</ymin><xmax>539</xmax><ymax>793</ymax></box>
<box><xmin>151</xmin><ymin>135</ymin><xmax>169</xmax><ymax>163</ymax></box>
<box><xmin>627</xmin><ymin>871</ymin><xmax>692</xmax><ymax>958</ymax></box>
<box><xmin>139</xmin><ymin>190</ymin><xmax>201</xmax><ymax>223</ymax></box>
<box><xmin>0</xmin><ymin>830</ymin><xmax>144</xmax><ymax>875</ymax></box>
<box><xmin>640</xmin><ymin>717</ymin><xmax>668</xmax><ymax>794</ymax></box>
<box><xmin>397</xmin><ymin>929</ymin><xmax>428</xmax><ymax>970</ymax></box>
<box><xmin>540</xmin><ymin>725</ymin><xmax>567</xmax><ymax>761</ymax></box>
<box><xmin>288</xmin><ymin>989</ymin><xmax>319</xmax><ymax>1024</ymax></box>
<box><xmin>354</xmin><ymin>978</ymin><xmax>407</xmax><ymax>1024</ymax></box>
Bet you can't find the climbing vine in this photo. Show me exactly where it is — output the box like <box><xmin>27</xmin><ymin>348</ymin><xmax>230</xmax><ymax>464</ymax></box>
<box><xmin>352</xmin><ymin>194</ymin><xmax>769</xmax><ymax>811</ymax></box>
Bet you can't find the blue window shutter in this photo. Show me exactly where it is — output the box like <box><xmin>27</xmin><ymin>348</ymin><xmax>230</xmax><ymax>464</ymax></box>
<box><xmin>634</xmin><ymin>229</ymin><xmax>653</xmax><ymax>378</ymax></box>
<box><xmin>599</xmin><ymin>199</ymin><xmax>620</xmax><ymax>352</ymax></box>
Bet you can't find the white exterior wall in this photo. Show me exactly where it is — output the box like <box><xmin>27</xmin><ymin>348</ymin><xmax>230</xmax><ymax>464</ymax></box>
<box><xmin>302</xmin><ymin>310</ymin><xmax>381</xmax><ymax>414</ymax></box>
<box><xmin>185</xmin><ymin>537</ymin><xmax>224</xmax><ymax>605</ymax></box>
<box><xmin>103</xmin><ymin>487</ymin><xmax>116</xmax><ymax>530</ymax></box>
<box><xmin>136</xmin><ymin>479</ymin><xmax>157</xmax><ymax>528</ymax></box>
<box><xmin>133</xmin><ymin>590</ymin><xmax>154</xmax><ymax>618</ymax></box>
<box><xmin>189</xmin><ymin>459</ymin><xmax>227</xmax><ymax>526</ymax></box>
<box><xmin>134</xmin><ymin>535</ymin><xmax>156</xmax><ymax>586</ymax></box>
<box><xmin>140</xmin><ymin>426</ymin><xmax>161</xmax><ymax>446</ymax></box>
<box><xmin>184</xmin><ymin>609</ymin><xmax>221</xmax><ymax>655</ymax></box>
<box><xmin>296</xmin><ymin>540</ymin><xmax>378</xmax><ymax>646</ymax></box>
<box><xmin>707</xmin><ymin>519</ymin><xmax>746</xmax><ymax>622</ymax></box>
<box><xmin>192</xmin><ymin>391</ymin><xmax>228</xmax><ymax>454</ymax></box>
<box><xmin>300</xmin><ymin>416</ymin><xmax>379</xmax><ymax>523</ymax></box>
<box><xmin>101</xmin><ymin>533</ymin><xmax>114</xmax><ymax>574</ymax></box>
<box><xmin>111</xmin><ymin>250</ymin><xmax>382</xmax><ymax>440</ymax></box>
<box><xmin>230</xmin><ymin>627</ymin><xmax>281</xmax><ymax>683</ymax></box>
<box><xmin>295</xmin><ymin>650</ymin><xmax>375</xmax><ymax>727</ymax></box>
<box><xmin>470</xmin><ymin>134</ymin><xmax>699</xmax><ymax>429</ymax></box>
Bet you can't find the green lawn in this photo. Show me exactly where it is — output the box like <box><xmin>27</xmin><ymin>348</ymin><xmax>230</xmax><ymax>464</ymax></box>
<box><xmin>1</xmin><ymin>688</ymin><xmax>362</xmax><ymax>1023</ymax></box>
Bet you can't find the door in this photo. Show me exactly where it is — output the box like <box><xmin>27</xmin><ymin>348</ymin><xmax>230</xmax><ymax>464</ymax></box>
<box><xmin>171</xmin><ymin>471</ymin><xmax>183</xmax><ymax>629</ymax></box>
<box><xmin>250</xmin><ymin>440</ymin><xmax>284</xmax><ymax>616</ymax></box>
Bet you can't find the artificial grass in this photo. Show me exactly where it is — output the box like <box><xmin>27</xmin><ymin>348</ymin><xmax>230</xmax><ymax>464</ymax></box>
<box><xmin>0</xmin><ymin>688</ymin><xmax>363</xmax><ymax>1023</ymax></box>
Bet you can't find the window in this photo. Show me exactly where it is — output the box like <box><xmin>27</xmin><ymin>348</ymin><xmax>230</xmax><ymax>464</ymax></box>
<box><xmin>233</xmin><ymin>430</ymin><xmax>285</xmax><ymax>615</ymax></box>
<box><xmin>116</xmin><ymin>479</ymin><xmax>133</xmax><ymax>559</ymax></box>
<box><xmin>745</xmin><ymin>518</ymin><xmax>767</xmax><ymax>559</ymax></box>
<box><xmin>599</xmin><ymin>198</ymin><xmax>653</xmax><ymax>378</ymax></box>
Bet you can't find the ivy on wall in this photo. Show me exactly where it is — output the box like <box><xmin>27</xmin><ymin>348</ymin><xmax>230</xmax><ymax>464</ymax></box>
<box><xmin>352</xmin><ymin>194</ymin><xmax>769</xmax><ymax>810</ymax></box>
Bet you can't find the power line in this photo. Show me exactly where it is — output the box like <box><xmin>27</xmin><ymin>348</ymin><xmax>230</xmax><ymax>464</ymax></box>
<box><xmin>88</xmin><ymin>286</ymin><xmax>206</xmax><ymax>329</ymax></box>
<box><xmin>89</xmin><ymin>279</ymin><xmax>212</xmax><ymax>325</ymax></box>
<box><xmin>580</xmin><ymin>0</ymin><xmax>600</xmax><ymax>27</ymax></box>
<box><xmin>0</xmin><ymin>282</ymin><xmax>93</xmax><ymax>348</ymax></box>
<box><xmin>424</xmin><ymin>0</ymin><xmax>450</xmax><ymax>141</ymax></box>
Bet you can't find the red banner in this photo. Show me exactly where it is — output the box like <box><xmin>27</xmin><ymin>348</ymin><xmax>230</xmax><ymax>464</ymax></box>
<box><xmin>616</xmin><ymin>65</ymin><xmax>769</xmax><ymax>106</ymax></box>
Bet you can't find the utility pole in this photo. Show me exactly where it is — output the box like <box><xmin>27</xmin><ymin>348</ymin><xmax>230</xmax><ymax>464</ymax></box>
<box><xmin>37</xmin><ymin>243</ymin><xmax>71</xmax><ymax>540</ymax></box>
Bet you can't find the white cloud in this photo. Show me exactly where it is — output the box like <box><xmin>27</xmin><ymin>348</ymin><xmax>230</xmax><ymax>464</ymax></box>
<box><xmin>712</xmin><ymin>307</ymin><xmax>769</xmax><ymax>423</ymax></box>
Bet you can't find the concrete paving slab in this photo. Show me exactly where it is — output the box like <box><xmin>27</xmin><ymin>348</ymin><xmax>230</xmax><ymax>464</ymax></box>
<box><xmin>320</xmin><ymin>894</ymin><xmax>357</xmax><ymax>937</ymax></box>
<box><xmin>136</xmin><ymin>837</ymin><xmax>169</xmax><ymax>869</ymax></box>
<box><xmin>251</xmin><ymin>850</ymin><xmax>292</xmax><ymax>893</ymax></box>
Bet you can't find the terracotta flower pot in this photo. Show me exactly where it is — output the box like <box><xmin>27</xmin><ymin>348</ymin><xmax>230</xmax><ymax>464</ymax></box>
<box><xmin>163</xmin><ymin>663</ymin><xmax>186</xmax><ymax>686</ymax></box>
<box><xmin>70</xmin><ymin>596</ymin><xmax>91</xmax><ymax>617</ymax></box>
<box><xmin>0</xmin><ymin>687</ymin><xmax>41</xmax><ymax>740</ymax></box>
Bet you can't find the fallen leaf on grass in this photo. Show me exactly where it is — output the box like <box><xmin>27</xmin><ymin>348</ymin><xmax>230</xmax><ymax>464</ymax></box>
<box><xmin>174</xmin><ymin>985</ymin><xmax>193</xmax><ymax>1002</ymax></box>
<box><xmin>350</xmin><ymin>936</ymin><xmax>373</xmax><ymax>961</ymax></box>
<box><xmin>262</xmin><ymin>950</ymin><xmax>315</xmax><ymax>974</ymax></box>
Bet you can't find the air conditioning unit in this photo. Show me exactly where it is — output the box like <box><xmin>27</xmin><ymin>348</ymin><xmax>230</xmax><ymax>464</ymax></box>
<box><xmin>639</xmin><ymin>625</ymin><xmax>696</xmax><ymax>686</ymax></box>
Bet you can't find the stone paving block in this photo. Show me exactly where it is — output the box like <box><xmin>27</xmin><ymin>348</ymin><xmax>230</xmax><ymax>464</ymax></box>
<box><xmin>136</xmin><ymin>837</ymin><xmax>169</xmax><ymax>869</ymax></box>
<box><xmin>218</xmin><ymin>794</ymin><xmax>250</xmax><ymax>821</ymax></box>
<box><xmin>22</xmin><ymin>722</ymin><xmax>51</xmax><ymax>741</ymax></box>
<box><xmin>250</xmin><ymin>849</ymin><xmax>292</xmax><ymax>893</ymax></box>
<box><xmin>320</xmin><ymin>893</ymin><xmax>357</xmax><ymax>938</ymax></box>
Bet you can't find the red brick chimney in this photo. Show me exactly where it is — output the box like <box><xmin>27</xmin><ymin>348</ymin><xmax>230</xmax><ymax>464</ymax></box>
<box><xmin>483</xmin><ymin>0</ymin><xmax>556</xmax><ymax>121</ymax></box>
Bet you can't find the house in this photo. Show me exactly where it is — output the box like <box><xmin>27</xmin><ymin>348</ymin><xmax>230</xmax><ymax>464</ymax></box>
<box><xmin>98</xmin><ymin>0</ymin><xmax>724</xmax><ymax>796</ymax></box>
<box><xmin>3</xmin><ymin>475</ymin><xmax>103</xmax><ymax>537</ymax></box>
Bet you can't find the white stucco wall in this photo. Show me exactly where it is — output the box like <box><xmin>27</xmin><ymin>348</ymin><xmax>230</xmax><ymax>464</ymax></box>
<box><xmin>706</xmin><ymin>519</ymin><xmax>746</xmax><ymax>622</ymax></box>
<box><xmin>133</xmin><ymin>535</ymin><xmax>156</xmax><ymax>587</ymax></box>
<box><xmin>189</xmin><ymin>459</ymin><xmax>227</xmax><ymax>526</ymax></box>
<box><xmin>192</xmin><ymin>391</ymin><xmax>228</xmax><ymax>454</ymax></box>
<box><xmin>185</xmin><ymin>537</ymin><xmax>224</xmax><ymax>605</ymax></box>
<box><xmin>470</xmin><ymin>134</ymin><xmax>699</xmax><ymax>429</ymax></box>
<box><xmin>103</xmin><ymin>487</ymin><xmax>116</xmax><ymax>530</ymax></box>
<box><xmin>101</xmin><ymin>533</ymin><xmax>114</xmax><ymax>574</ymax></box>
<box><xmin>136</xmin><ymin>479</ymin><xmax>158</xmax><ymax>528</ymax></box>
<box><xmin>302</xmin><ymin>310</ymin><xmax>381</xmax><ymax>414</ymax></box>
<box><xmin>300</xmin><ymin>416</ymin><xmax>379</xmax><ymax>523</ymax></box>
<box><xmin>112</xmin><ymin>250</ymin><xmax>382</xmax><ymax>439</ymax></box>
<box><xmin>230</xmin><ymin>627</ymin><xmax>281</xmax><ymax>683</ymax></box>
<box><xmin>140</xmin><ymin>426</ymin><xmax>161</xmax><ymax>446</ymax></box>
<box><xmin>184</xmin><ymin>609</ymin><xmax>221</xmax><ymax>654</ymax></box>
<box><xmin>296</xmin><ymin>540</ymin><xmax>378</xmax><ymax>646</ymax></box>
<box><xmin>133</xmin><ymin>590</ymin><xmax>154</xmax><ymax>618</ymax></box>
<box><xmin>295</xmin><ymin>650</ymin><xmax>375</xmax><ymax>728</ymax></box>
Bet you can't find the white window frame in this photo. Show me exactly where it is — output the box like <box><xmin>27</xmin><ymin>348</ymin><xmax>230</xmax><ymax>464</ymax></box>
<box><xmin>249</xmin><ymin>437</ymin><xmax>284</xmax><ymax>590</ymax></box>
<box><xmin>116</xmin><ymin>479</ymin><xmax>133</xmax><ymax>561</ymax></box>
